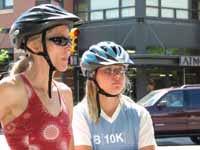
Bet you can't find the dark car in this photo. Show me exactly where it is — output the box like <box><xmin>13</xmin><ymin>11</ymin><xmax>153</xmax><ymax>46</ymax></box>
<box><xmin>137</xmin><ymin>85</ymin><xmax>200</xmax><ymax>145</ymax></box>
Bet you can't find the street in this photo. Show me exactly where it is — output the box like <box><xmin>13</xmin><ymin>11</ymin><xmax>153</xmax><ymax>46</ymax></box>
<box><xmin>0</xmin><ymin>133</ymin><xmax>200</xmax><ymax>150</ymax></box>
<box><xmin>157</xmin><ymin>137</ymin><xmax>200</xmax><ymax>150</ymax></box>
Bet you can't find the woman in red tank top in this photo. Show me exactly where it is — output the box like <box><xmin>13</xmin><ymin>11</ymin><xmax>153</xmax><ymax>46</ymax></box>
<box><xmin>0</xmin><ymin>4</ymin><xmax>79</xmax><ymax>150</ymax></box>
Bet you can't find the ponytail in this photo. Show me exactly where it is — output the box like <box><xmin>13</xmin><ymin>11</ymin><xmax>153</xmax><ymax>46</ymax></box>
<box><xmin>85</xmin><ymin>80</ymin><xmax>99</xmax><ymax>123</ymax></box>
<box><xmin>9</xmin><ymin>55</ymin><xmax>32</xmax><ymax>76</ymax></box>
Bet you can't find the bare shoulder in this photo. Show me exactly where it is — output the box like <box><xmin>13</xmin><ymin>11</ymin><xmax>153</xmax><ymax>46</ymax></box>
<box><xmin>54</xmin><ymin>81</ymin><xmax>73</xmax><ymax>120</ymax></box>
<box><xmin>0</xmin><ymin>75</ymin><xmax>26</xmax><ymax>101</ymax></box>
<box><xmin>54</xmin><ymin>81</ymin><xmax>72</xmax><ymax>92</ymax></box>
<box><xmin>0</xmin><ymin>75</ymin><xmax>20</xmax><ymax>97</ymax></box>
<box><xmin>53</xmin><ymin>81</ymin><xmax>73</xmax><ymax>105</ymax></box>
<box><xmin>0</xmin><ymin>75</ymin><xmax>26</xmax><ymax>120</ymax></box>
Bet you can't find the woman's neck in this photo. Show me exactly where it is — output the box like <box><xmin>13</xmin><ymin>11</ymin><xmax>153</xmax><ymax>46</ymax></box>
<box><xmin>99</xmin><ymin>95</ymin><xmax>120</xmax><ymax>117</ymax></box>
<box><xmin>24</xmin><ymin>62</ymin><xmax>54</xmax><ymax>92</ymax></box>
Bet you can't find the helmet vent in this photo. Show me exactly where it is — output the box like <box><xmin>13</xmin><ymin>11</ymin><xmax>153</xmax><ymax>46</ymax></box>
<box><xmin>100</xmin><ymin>46</ymin><xmax>108</xmax><ymax>52</ymax></box>
<box><xmin>90</xmin><ymin>49</ymin><xmax>96</xmax><ymax>53</ymax></box>
<box><xmin>118</xmin><ymin>46</ymin><xmax>122</xmax><ymax>54</ymax></box>
<box><xmin>111</xmin><ymin>46</ymin><xmax>117</xmax><ymax>54</ymax></box>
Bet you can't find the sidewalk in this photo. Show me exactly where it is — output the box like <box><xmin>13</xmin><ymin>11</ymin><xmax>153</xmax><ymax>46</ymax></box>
<box><xmin>158</xmin><ymin>146</ymin><xmax>200</xmax><ymax>150</ymax></box>
<box><xmin>0</xmin><ymin>134</ymin><xmax>9</xmax><ymax>150</ymax></box>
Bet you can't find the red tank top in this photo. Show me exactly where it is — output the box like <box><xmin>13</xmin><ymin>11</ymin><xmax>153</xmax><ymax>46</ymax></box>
<box><xmin>3</xmin><ymin>74</ymin><xmax>72</xmax><ymax>150</ymax></box>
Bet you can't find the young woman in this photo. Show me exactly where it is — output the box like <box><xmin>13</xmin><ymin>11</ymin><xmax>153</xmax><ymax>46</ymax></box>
<box><xmin>0</xmin><ymin>4</ymin><xmax>79</xmax><ymax>150</ymax></box>
<box><xmin>73</xmin><ymin>41</ymin><xmax>157</xmax><ymax>150</ymax></box>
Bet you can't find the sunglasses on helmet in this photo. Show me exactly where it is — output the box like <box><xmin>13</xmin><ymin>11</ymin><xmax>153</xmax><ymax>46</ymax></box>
<box><xmin>48</xmin><ymin>36</ymin><xmax>71</xmax><ymax>46</ymax></box>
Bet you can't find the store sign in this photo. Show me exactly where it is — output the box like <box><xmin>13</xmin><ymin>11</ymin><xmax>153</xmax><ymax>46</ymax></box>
<box><xmin>180</xmin><ymin>56</ymin><xmax>200</xmax><ymax>66</ymax></box>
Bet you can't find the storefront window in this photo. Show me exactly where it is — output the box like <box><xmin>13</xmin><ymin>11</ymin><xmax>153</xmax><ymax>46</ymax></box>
<box><xmin>90</xmin><ymin>0</ymin><xmax>119</xmax><ymax>20</ymax></box>
<box><xmin>146</xmin><ymin>0</ymin><xmax>159</xmax><ymax>17</ymax></box>
<box><xmin>146</xmin><ymin>0</ymin><xmax>189</xmax><ymax>19</ymax></box>
<box><xmin>161</xmin><ymin>0</ymin><xmax>188</xmax><ymax>19</ymax></box>
<box><xmin>161</xmin><ymin>0</ymin><xmax>188</xmax><ymax>9</ymax></box>
<box><xmin>75</xmin><ymin>0</ymin><xmax>135</xmax><ymax>21</ymax></box>
<box><xmin>76</xmin><ymin>0</ymin><xmax>89</xmax><ymax>21</ymax></box>
<box><xmin>146</xmin><ymin>0</ymin><xmax>158</xmax><ymax>6</ymax></box>
<box><xmin>122</xmin><ymin>0</ymin><xmax>135</xmax><ymax>17</ymax></box>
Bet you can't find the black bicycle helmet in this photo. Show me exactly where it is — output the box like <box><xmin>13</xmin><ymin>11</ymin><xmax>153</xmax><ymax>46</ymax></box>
<box><xmin>81</xmin><ymin>41</ymin><xmax>133</xmax><ymax>78</ymax></box>
<box><xmin>9</xmin><ymin>4</ymin><xmax>79</xmax><ymax>49</ymax></box>
<box><xmin>9</xmin><ymin>4</ymin><xmax>80</xmax><ymax>98</ymax></box>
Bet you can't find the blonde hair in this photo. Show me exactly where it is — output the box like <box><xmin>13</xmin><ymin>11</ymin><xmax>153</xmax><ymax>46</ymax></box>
<box><xmin>85</xmin><ymin>80</ymin><xmax>99</xmax><ymax>122</ymax></box>
<box><xmin>9</xmin><ymin>55</ymin><xmax>32</xmax><ymax>76</ymax></box>
<box><xmin>85</xmin><ymin>75</ymin><xmax>131</xmax><ymax>123</ymax></box>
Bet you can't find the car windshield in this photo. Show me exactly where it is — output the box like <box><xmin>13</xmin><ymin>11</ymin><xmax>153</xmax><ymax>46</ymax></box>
<box><xmin>137</xmin><ymin>89</ymin><xmax>169</xmax><ymax>107</ymax></box>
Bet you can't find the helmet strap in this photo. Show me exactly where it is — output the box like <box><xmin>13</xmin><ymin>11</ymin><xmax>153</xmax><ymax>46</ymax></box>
<box><xmin>41</xmin><ymin>30</ymin><xmax>56</xmax><ymax>98</ymax></box>
<box><xmin>91</xmin><ymin>77</ymin><xmax>118</xmax><ymax>97</ymax></box>
<box><xmin>96</xmin><ymin>92</ymin><xmax>101</xmax><ymax>118</ymax></box>
<box><xmin>89</xmin><ymin>78</ymin><xmax>120</xmax><ymax>119</ymax></box>
<box><xmin>24</xmin><ymin>31</ymin><xmax>56</xmax><ymax>98</ymax></box>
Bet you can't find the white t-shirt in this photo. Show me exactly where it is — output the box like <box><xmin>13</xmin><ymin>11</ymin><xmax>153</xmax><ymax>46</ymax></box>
<box><xmin>72</xmin><ymin>95</ymin><xmax>157</xmax><ymax>149</ymax></box>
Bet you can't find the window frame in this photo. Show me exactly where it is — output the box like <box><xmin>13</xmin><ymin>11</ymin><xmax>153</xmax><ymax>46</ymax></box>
<box><xmin>145</xmin><ymin>0</ymin><xmax>195</xmax><ymax>20</ymax></box>
<box><xmin>160</xmin><ymin>90</ymin><xmax>184</xmax><ymax>108</ymax></box>
<box><xmin>75</xmin><ymin>0</ymin><xmax>136</xmax><ymax>22</ymax></box>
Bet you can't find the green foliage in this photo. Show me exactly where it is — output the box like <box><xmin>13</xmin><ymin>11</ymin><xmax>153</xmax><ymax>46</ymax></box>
<box><xmin>0</xmin><ymin>49</ymin><xmax>9</xmax><ymax>63</ymax></box>
<box><xmin>147</xmin><ymin>47</ymin><xmax>191</xmax><ymax>55</ymax></box>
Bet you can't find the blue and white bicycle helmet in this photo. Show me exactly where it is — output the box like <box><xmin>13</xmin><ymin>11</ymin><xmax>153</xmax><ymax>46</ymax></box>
<box><xmin>80</xmin><ymin>41</ymin><xmax>133</xmax><ymax>78</ymax></box>
<box><xmin>81</xmin><ymin>41</ymin><xmax>134</xmax><ymax>118</ymax></box>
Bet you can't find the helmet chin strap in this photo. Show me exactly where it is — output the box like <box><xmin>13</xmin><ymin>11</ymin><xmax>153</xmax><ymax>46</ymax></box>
<box><xmin>89</xmin><ymin>77</ymin><xmax>120</xmax><ymax>118</ymax></box>
<box><xmin>24</xmin><ymin>30</ymin><xmax>56</xmax><ymax>98</ymax></box>
<box><xmin>93</xmin><ymin>79</ymin><xmax>119</xmax><ymax>97</ymax></box>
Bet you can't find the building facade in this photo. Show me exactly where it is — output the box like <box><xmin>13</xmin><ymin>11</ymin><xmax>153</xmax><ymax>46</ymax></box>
<box><xmin>0</xmin><ymin>0</ymin><xmax>200</xmax><ymax>102</ymax></box>
<box><xmin>74</xmin><ymin>0</ymin><xmax>200</xmax><ymax>101</ymax></box>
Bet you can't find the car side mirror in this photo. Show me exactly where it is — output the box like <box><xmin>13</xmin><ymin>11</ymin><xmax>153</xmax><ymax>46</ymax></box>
<box><xmin>157</xmin><ymin>100</ymin><xmax>167</xmax><ymax>108</ymax></box>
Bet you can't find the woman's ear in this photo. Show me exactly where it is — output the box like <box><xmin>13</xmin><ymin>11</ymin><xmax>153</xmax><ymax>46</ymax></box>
<box><xmin>26</xmin><ymin>34</ymin><xmax>42</xmax><ymax>53</ymax></box>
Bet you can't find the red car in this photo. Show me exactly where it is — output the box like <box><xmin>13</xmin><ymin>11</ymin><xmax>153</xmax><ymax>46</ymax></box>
<box><xmin>137</xmin><ymin>85</ymin><xmax>200</xmax><ymax>145</ymax></box>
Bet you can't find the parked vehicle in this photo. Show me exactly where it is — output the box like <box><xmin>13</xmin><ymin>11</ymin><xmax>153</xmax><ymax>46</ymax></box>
<box><xmin>137</xmin><ymin>85</ymin><xmax>200</xmax><ymax>145</ymax></box>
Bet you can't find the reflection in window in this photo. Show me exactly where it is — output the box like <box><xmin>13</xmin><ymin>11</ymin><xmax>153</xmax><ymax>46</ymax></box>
<box><xmin>122</xmin><ymin>0</ymin><xmax>135</xmax><ymax>17</ymax></box>
<box><xmin>176</xmin><ymin>10</ymin><xmax>188</xmax><ymax>19</ymax></box>
<box><xmin>146</xmin><ymin>0</ymin><xmax>158</xmax><ymax>6</ymax></box>
<box><xmin>146</xmin><ymin>7</ymin><xmax>159</xmax><ymax>17</ymax></box>
<box><xmin>146</xmin><ymin>0</ymin><xmax>189</xmax><ymax>19</ymax></box>
<box><xmin>91</xmin><ymin>0</ymin><xmax>118</xmax><ymax>10</ymax></box>
<box><xmin>146</xmin><ymin>0</ymin><xmax>159</xmax><ymax>17</ymax></box>
<box><xmin>90</xmin><ymin>0</ymin><xmax>118</xmax><ymax>20</ymax></box>
<box><xmin>161</xmin><ymin>0</ymin><xmax>188</xmax><ymax>9</ymax></box>
<box><xmin>161</xmin><ymin>0</ymin><xmax>188</xmax><ymax>19</ymax></box>
<box><xmin>122</xmin><ymin>8</ymin><xmax>135</xmax><ymax>17</ymax></box>
<box><xmin>162</xmin><ymin>91</ymin><xmax>184</xmax><ymax>107</ymax></box>
<box><xmin>161</xmin><ymin>8</ymin><xmax>174</xmax><ymax>18</ymax></box>
<box><xmin>90</xmin><ymin>11</ymin><xmax>103</xmax><ymax>21</ymax></box>
<box><xmin>122</xmin><ymin>0</ymin><xmax>135</xmax><ymax>7</ymax></box>
<box><xmin>76</xmin><ymin>0</ymin><xmax>135</xmax><ymax>21</ymax></box>
<box><xmin>106</xmin><ymin>9</ymin><xmax>119</xmax><ymax>19</ymax></box>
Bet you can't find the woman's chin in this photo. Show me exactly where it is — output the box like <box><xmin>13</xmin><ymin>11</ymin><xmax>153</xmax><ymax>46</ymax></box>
<box><xmin>58</xmin><ymin>66</ymin><xmax>68</xmax><ymax>72</ymax></box>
